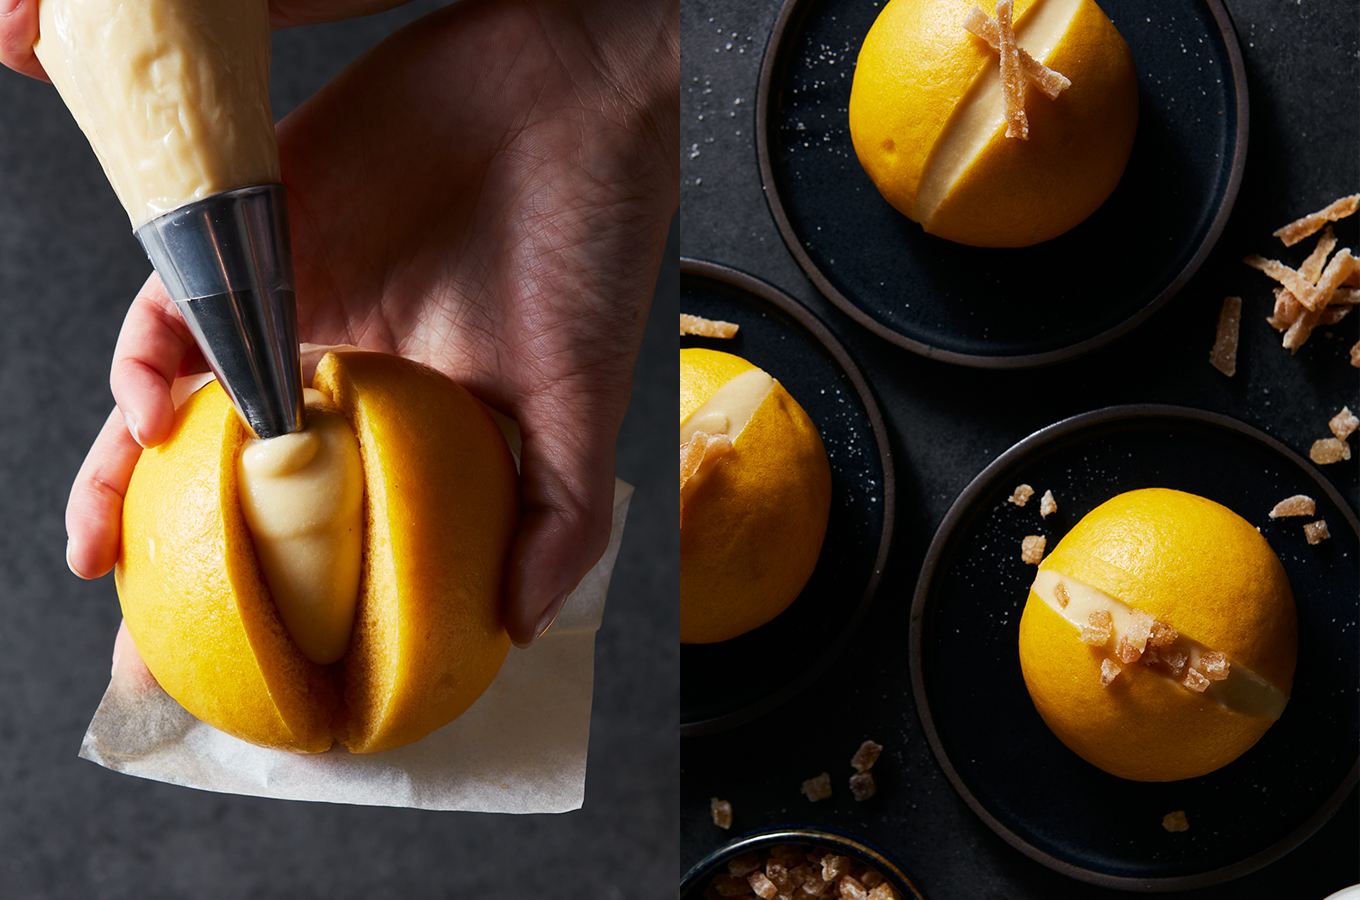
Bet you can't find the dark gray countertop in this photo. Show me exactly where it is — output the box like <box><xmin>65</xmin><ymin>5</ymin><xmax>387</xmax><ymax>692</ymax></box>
<box><xmin>0</xmin><ymin>5</ymin><xmax>677</xmax><ymax>897</ymax></box>
<box><xmin>680</xmin><ymin>0</ymin><xmax>1358</xmax><ymax>896</ymax></box>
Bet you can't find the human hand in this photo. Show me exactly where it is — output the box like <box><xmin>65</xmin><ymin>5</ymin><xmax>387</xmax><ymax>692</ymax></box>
<box><xmin>65</xmin><ymin>0</ymin><xmax>678</xmax><ymax>648</ymax></box>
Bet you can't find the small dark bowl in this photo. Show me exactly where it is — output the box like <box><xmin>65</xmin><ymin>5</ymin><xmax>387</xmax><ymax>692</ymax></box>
<box><xmin>681</xmin><ymin>828</ymin><xmax>927</xmax><ymax>899</ymax></box>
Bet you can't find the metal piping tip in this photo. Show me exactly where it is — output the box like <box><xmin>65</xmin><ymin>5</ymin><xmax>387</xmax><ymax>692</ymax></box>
<box><xmin>136</xmin><ymin>184</ymin><xmax>304</xmax><ymax>439</ymax></box>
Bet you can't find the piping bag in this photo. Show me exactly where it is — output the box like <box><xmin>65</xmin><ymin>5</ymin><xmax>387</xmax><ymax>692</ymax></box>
<box><xmin>37</xmin><ymin>1</ymin><xmax>628</xmax><ymax>808</ymax></box>
<box><xmin>34</xmin><ymin>0</ymin><xmax>302</xmax><ymax>437</ymax></box>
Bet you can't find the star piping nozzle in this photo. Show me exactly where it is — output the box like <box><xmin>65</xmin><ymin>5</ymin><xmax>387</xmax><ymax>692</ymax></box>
<box><xmin>135</xmin><ymin>184</ymin><xmax>304</xmax><ymax>440</ymax></box>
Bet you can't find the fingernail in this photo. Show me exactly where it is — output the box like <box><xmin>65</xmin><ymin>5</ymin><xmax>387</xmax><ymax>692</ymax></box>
<box><xmin>124</xmin><ymin>411</ymin><xmax>145</xmax><ymax>448</ymax></box>
<box><xmin>65</xmin><ymin>539</ymin><xmax>78</xmax><ymax>577</ymax></box>
<box><xmin>515</xmin><ymin>591</ymin><xmax>568</xmax><ymax>649</ymax></box>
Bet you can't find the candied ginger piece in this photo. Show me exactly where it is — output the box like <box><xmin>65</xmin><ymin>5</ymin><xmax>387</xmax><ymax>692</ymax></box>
<box><xmin>838</xmin><ymin>876</ymin><xmax>868</xmax><ymax>900</ymax></box>
<box><xmin>1199</xmin><ymin>650</ymin><xmax>1230</xmax><ymax>681</ymax></box>
<box><xmin>1148</xmin><ymin>619</ymin><xmax>1178</xmax><ymax>648</ymax></box>
<box><xmin>1183</xmin><ymin>668</ymin><xmax>1210</xmax><ymax>692</ymax></box>
<box><xmin>860</xmin><ymin>871</ymin><xmax>884</xmax><ymax>890</ymax></box>
<box><xmin>1273</xmin><ymin>194</ymin><xmax>1360</xmax><ymax>247</ymax></box>
<box><xmin>867</xmin><ymin>886</ymin><xmax>899</xmax><ymax>900</ymax></box>
<box><xmin>1300</xmin><ymin>225</ymin><xmax>1339</xmax><ymax>284</ymax></box>
<box><xmin>851</xmin><ymin>739</ymin><xmax>883</xmax><ymax>772</ymax></box>
<box><xmin>711</xmin><ymin>797</ymin><xmax>734</xmax><ymax>830</ymax></box>
<box><xmin>1080</xmin><ymin>609</ymin><xmax>1112</xmax><ymax>646</ymax></box>
<box><xmin>849</xmin><ymin>772</ymin><xmax>877</xmax><ymax>802</ymax></box>
<box><xmin>1162</xmin><ymin>810</ymin><xmax>1190</xmax><ymax>833</ymax></box>
<box><xmin>802</xmin><ymin>772</ymin><xmax>833</xmax><ymax>802</ymax></box>
<box><xmin>1209</xmin><ymin>296</ymin><xmax>1241</xmax><ymax>377</ymax></box>
<box><xmin>681</xmin><ymin>313</ymin><xmax>740</xmax><ymax>338</ymax></box>
<box><xmin>1020</xmin><ymin>535</ymin><xmax>1046</xmax><ymax>565</ymax></box>
<box><xmin>962</xmin><ymin>5</ymin><xmax>1071</xmax><ymax>100</ymax></box>
<box><xmin>1269</xmin><ymin>494</ymin><xmax>1316</xmax><ymax>518</ymax></box>
<box><xmin>1039</xmin><ymin>489</ymin><xmax>1057</xmax><ymax>518</ymax></box>
<box><xmin>1245</xmin><ymin>254</ymin><xmax>1316</xmax><ymax>305</ymax></box>
<box><xmin>681</xmin><ymin>431</ymin><xmax>734</xmax><ymax>524</ymax></box>
<box><xmin>750</xmin><ymin>872</ymin><xmax>779</xmax><ymax>900</ymax></box>
<box><xmin>1302</xmin><ymin>248</ymin><xmax>1358</xmax><ymax>312</ymax></box>
<box><xmin>1310</xmin><ymin>437</ymin><xmax>1351</xmax><ymax>464</ymax></box>
<box><xmin>821</xmin><ymin>855</ymin><xmax>849</xmax><ymax>884</ymax></box>
<box><xmin>729</xmin><ymin>854</ymin><xmax>762</xmax><ymax>878</ymax></box>
<box><xmin>1304</xmin><ymin>520</ymin><xmax>1331</xmax><ymax>545</ymax></box>
<box><xmin>766</xmin><ymin>862</ymin><xmax>793</xmax><ymax>892</ymax></box>
<box><xmin>1330</xmin><ymin>406</ymin><xmax>1359</xmax><ymax>440</ymax></box>
<box><xmin>1099</xmin><ymin>658</ymin><xmax>1122</xmax><ymax>687</ymax></box>
<box><xmin>1117</xmin><ymin>610</ymin><xmax>1154</xmax><ymax>663</ymax></box>
<box><xmin>1009</xmin><ymin>483</ymin><xmax>1035</xmax><ymax>506</ymax></box>
<box><xmin>712</xmin><ymin>874</ymin><xmax>755</xmax><ymax>897</ymax></box>
<box><xmin>1054</xmin><ymin>580</ymin><xmax>1071</xmax><ymax>608</ymax></box>
<box><xmin>994</xmin><ymin>0</ymin><xmax>1028</xmax><ymax>140</ymax></box>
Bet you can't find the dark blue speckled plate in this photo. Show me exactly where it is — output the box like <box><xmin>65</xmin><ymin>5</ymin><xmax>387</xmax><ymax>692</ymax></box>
<box><xmin>680</xmin><ymin>259</ymin><xmax>894</xmax><ymax>736</ymax></box>
<box><xmin>909</xmin><ymin>406</ymin><xmax>1359</xmax><ymax>889</ymax></box>
<box><xmin>757</xmin><ymin>0</ymin><xmax>1248</xmax><ymax>367</ymax></box>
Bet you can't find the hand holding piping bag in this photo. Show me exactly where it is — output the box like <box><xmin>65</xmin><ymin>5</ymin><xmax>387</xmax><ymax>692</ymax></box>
<box><xmin>3</xmin><ymin>0</ymin><xmax>678</xmax><ymax>652</ymax></box>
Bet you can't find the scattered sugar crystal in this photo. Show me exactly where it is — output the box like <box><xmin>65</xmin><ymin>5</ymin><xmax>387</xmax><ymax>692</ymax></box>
<box><xmin>801</xmin><ymin>772</ymin><xmax>833</xmax><ymax>802</ymax></box>
<box><xmin>1009</xmin><ymin>484</ymin><xmax>1035</xmax><ymax>506</ymax></box>
<box><xmin>1054</xmin><ymin>581</ymin><xmax>1071</xmax><ymax>608</ymax></box>
<box><xmin>1200</xmin><ymin>650</ymin><xmax>1230</xmax><ymax>681</ymax></box>
<box><xmin>750</xmin><ymin>872</ymin><xmax>779</xmax><ymax>899</ymax></box>
<box><xmin>1304</xmin><ymin>520</ymin><xmax>1331</xmax><ymax>544</ymax></box>
<box><xmin>849</xmin><ymin>771</ymin><xmax>877</xmax><ymax>801</ymax></box>
<box><xmin>1039</xmin><ymin>489</ymin><xmax>1057</xmax><ymax>518</ymax></box>
<box><xmin>1330</xmin><ymin>406</ymin><xmax>1359</xmax><ymax>440</ymax></box>
<box><xmin>711</xmin><ymin>797</ymin><xmax>734</xmax><ymax>830</ymax></box>
<box><xmin>1183</xmin><ymin>668</ymin><xmax>1210</xmax><ymax>692</ymax></box>
<box><xmin>1310</xmin><ymin>437</ymin><xmax>1351</xmax><ymax>464</ymax></box>
<box><xmin>1269</xmin><ymin>494</ymin><xmax>1316</xmax><ymax>518</ymax></box>
<box><xmin>1162</xmin><ymin>810</ymin><xmax>1190</xmax><ymax>832</ymax></box>
<box><xmin>729</xmin><ymin>854</ymin><xmax>761</xmax><ymax>877</ymax></box>
<box><xmin>1100</xmin><ymin>658</ymin><xmax>1122</xmax><ymax>687</ymax></box>
<box><xmin>1164</xmin><ymin>649</ymin><xmax>1188</xmax><ymax>678</ymax></box>
<box><xmin>1021</xmin><ymin>534</ymin><xmax>1046</xmax><ymax>564</ymax></box>
<box><xmin>851</xmin><ymin>740</ymin><xmax>883</xmax><ymax>772</ymax></box>
<box><xmin>1148</xmin><ymin>620</ymin><xmax>1179</xmax><ymax>647</ymax></box>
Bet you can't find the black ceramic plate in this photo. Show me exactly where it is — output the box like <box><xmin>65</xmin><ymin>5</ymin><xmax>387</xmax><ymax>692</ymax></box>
<box><xmin>681</xmin><ymin>828</ymin><xmax>927</xmax><ymax>899</ymax></box>
<box><xmin>757</xmin><ymin>0</ymin><xmax>1248</xmax><ymax>367</ymax></box>
<box><xmin>681</xmin><ymin>259</ymin><xmax>894</xmax><ymax>736</ymax></box>
<box><xmin>909</xmin><ymin>405</ymin><xmax>1359</xmax><ymax>889</ymax></box>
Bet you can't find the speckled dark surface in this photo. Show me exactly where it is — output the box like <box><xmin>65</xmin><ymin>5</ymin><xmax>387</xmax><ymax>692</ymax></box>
<box><xmin>681</xmin><ymin>0</ymin><xmax>1358</xmax><ymax>897</ymax></box>
<box><xmin>0</xmin><ymin>5</ymin><xmax>677</xmax><ymax>898</ymax></box>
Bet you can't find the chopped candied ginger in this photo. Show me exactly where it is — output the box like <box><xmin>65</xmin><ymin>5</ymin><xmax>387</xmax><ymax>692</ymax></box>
<box><xmin>962</xmin><ymin>4</ymin><xmax>1071</xmax><ymax>101</ymax></box>
<box><xmin>1053</xmin><ymin>580</ymin><xmax>1071</xmax><ymax>609</ymax></box>
<box><xmin>1116</xmin><ymin>610</ymin><xmax>1155</xmax><ymax>664</ymax></box>
<box><xmin>711</xmin><ymin>797</ymin><xmax>734</xmax><ymax>830</ymax></box>
<box><xmin>801</xmin><ymin>772</ymin><xmax>833</xmax><ymax>802</ymax></box>
<box><xmin>1008</xmin><ymin>483</ymin><xmax>1035</xmax><ymax>506</ymax></box>
<box><xmin>1304</xmin><ymin>520</ymin><xmax>1331</xmax><ymax>545</ymax></box>
<box><xmin>1039</xmin><ymin>489</ymin><xmax>1057</xmax><ymax>518</ymax></box>
<box><xmin>1099</xmin><ymin>658</ymin><xmax>1122</xmax><ymax>687</ymax></box>
<box><xmin>1148</xmin><ymin>619</ymin><xmax>1178</xmax><ymax>648</ymax></box>
<box><xmin>1183</xmin><ymin>667</ymin><xmax>1210</xmax><ymax>692</ymax></box>
<box><xmin>851</xmin><ymin>740</ymin><xmax>883</xmax><ymax>773</ymax></box>
<box><xmin>1273</xmin><ymin>194</ymin><xmax>1360</xmax><ymax>247</ymax></box>
<box><xmin>1163</xmin><ymin>648</ymin><xmax>1188</xmax><ymax>679</ymax></box>
<box><xmin>1162</xmin><ymin>810</ymin><xmax>1191</xmax><ymax>833</ymax></box>
<box><xmin>749</xmin><ymin>872</ymin><xmax>778</xmax><ymax>900</ymax></box>
<box><xmin>1269</xmin><ymin>494</ymin><xmax>1316</xmax><ymax>518</ymax></box>
<box><xmin>1199</xmin><ymin>650</ymin><xmax>1230</xmax><ymax>682</ymax></box>
<box><xmin>1080</xmin><ymin>609</ymin><xmax>1112</xmax><ymax>646</ymax></box>
<box><xmin>867</xmin><ymin>885</ymin><xmax>898</xmax><ymax>900</ymax></box>
<box><xmin>729</xmin><ymin>855</ymin><xmax>762</xmax><ymax>878</ymax></box>
<box><xmin>1330</xmin><ymin>406</ymin><xmax>1359</xmax><ymax>440</ymax></box>
<box><xmin>820</xmin><ymin>855</ymin><xmax>849</xmax><ymax>884</ymax></box>
<box><xmin>1020</xmin><ymin>535</ymin><xmax>1046</xmax><ymax>565</ymax></box>
<box><xmin>1310</xmin><ymin>437</ymin><xmax>1351</xmax><ymax>464</ymax></box>
<box><xmin>765</xmin><ymin>861</ymin><xmax>793</xmax><ymax>893</ymax></box>
<box><xmin>681</xmin><ymin>313</ymin><xmax>740</xmax><ymax>338</ymax></box>
<box><xmin>838</xmin><ymin>876</ymin><xmax>868</xmax><ymax>900</ymax></box>
<box><xmin>711</xmin><ymin>874</ymin><xmax>753</xmax><ymax>897</ymax></box>
<box><xmin>849</xmin><ymin>772</ymin><xmax>877</xmax><ymax>802</ymax></box>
